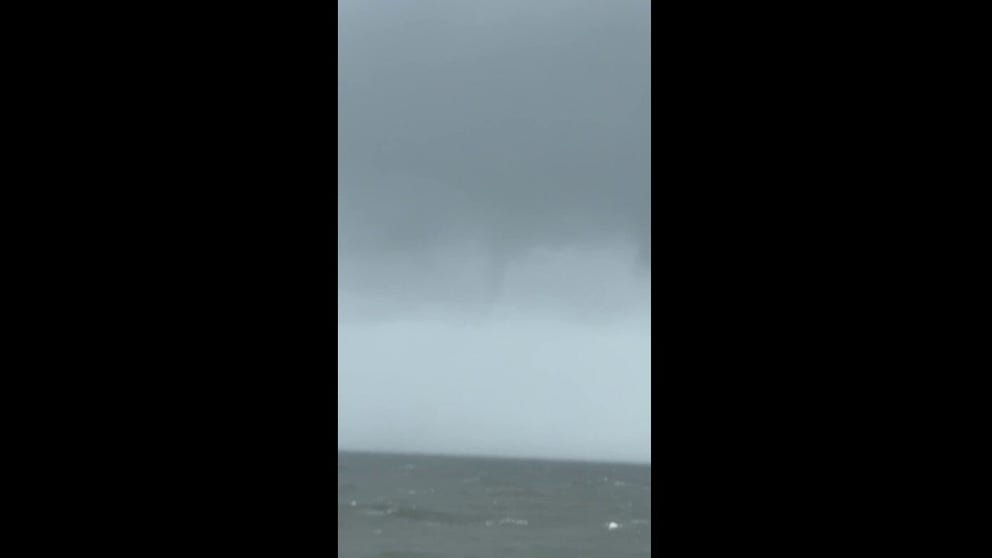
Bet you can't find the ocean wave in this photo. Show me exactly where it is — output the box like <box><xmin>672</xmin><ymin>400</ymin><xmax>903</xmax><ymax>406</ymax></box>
<box><xmin>486</xmin><ymin>486</ymin><xmax>544</xmax><ymax>498</ymax></box>
<box><xmin>485</xmin><ymin>517</ymin><xmax>529</xmax><ymax>527</ymax></box>
<box><xmin>362</xmin><ymin>502</ymin><xmax>462</xmax><ymax>525</ymax></box>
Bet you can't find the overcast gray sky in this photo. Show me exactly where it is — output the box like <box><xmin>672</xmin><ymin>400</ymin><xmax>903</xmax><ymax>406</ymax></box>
<box><xmin>338</xmin><ymin>0</ymin><xmax>651</xmax><ymax>464</ymax></box>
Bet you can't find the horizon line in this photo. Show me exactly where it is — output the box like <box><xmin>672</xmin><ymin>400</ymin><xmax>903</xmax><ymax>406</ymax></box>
<box><xmin>337</xmin><ymin>447</ymin><xmax>651</xmax><ymax>467</ymax></box>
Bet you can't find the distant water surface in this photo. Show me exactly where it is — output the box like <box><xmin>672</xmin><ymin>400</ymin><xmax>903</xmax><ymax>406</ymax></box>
<box><xmin>338</xmin><ymin>451</ymin><xmax>651</xmax><ymax>558</ymax></box>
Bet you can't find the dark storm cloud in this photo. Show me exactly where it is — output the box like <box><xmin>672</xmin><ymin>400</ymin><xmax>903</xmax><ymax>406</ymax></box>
<box><xmin>339</xmin><ymin>0</ymin><xmax>651</xmax><ymax>307</ymax></box>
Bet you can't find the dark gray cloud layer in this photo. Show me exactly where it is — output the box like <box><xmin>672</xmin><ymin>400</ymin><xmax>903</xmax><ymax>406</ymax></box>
<box><xmin>339</xmin><ymin>0</ymin><xmax>651</xmax><ymax>309</ymax></box>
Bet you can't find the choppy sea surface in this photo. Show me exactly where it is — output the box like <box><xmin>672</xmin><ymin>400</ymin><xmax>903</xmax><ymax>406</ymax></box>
<box><xmin>338</xmin><ymin>451</ymin><xmax>651</xmax><ymax>558</ymax></box>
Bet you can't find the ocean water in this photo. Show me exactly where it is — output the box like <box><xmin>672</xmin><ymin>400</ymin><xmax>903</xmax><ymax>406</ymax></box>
<box><xmin>338</xmin><ymin>451</ymin><xmax>651</xmax><ymax>558</ymax></box>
